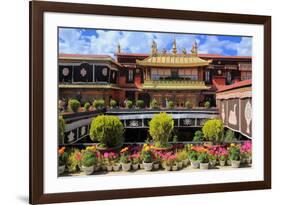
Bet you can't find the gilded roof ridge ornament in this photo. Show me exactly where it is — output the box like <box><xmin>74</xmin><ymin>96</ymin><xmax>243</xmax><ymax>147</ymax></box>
<box><xmin>182</xmin><ymin>48</ymin><xmax>187</xmax><ymax>55</ymax></box>
<box><xmin>172</xmin><ymin>39</ymin><xmax>177</xmax><ymax>54</ymax></box>
<box><xmin>191</xmin><ymin>40</ymin><xmax>198</xmax><ymax>56</ymax></box>
<box><xmin>151</xmin><ymin>40</ymin><xmax>158</xmax><ymax>56</ymax></box>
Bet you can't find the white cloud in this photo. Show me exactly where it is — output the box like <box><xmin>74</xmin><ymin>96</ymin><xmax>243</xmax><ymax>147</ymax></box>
<box><xmin>59</xmin><ymin>28</ymin><xmax>252</xmax><ymax>57</ymax></box>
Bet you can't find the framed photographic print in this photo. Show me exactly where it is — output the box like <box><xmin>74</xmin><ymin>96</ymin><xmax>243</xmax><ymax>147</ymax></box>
<box><xmin>29</xmin><ymin>1</ymin><xmax>271</xmax><ymax>204</ymax></box>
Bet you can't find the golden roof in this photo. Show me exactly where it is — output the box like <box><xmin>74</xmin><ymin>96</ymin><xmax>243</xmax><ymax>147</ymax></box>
<box><xmin>59</xmin><ymin>84</ymin><xmax>121</xmax><ymax>90</ymax></box>
<box><xmin>136</xmin><ymin>54</ymin><xmax>210</xmax><ymax>68</ymax></box>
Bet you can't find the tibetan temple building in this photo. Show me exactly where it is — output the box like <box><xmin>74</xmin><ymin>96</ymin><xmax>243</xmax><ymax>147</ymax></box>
<box><xmin>58</xmin><ymin>40</ymin><xmax>252</xmax><ymax>108</ymax></box>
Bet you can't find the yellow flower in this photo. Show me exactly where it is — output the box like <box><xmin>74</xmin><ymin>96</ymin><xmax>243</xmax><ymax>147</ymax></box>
<box><xmin>144</xmin><ymin>146</ymin><xmax>150</xmax><ymax>152</ymax></box>
<box><xmin>120</xmin><ymin>147</ymin><xmax>129</xmax><ymax>153</ymax></box>
<box><xmin>86</xmin><ymin>145</ymin><xmax>96</xmax><ymax>152</ymax></box>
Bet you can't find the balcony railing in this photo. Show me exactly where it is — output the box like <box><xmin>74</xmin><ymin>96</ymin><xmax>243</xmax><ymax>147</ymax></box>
<box><xmin>142</xmin><ymin>79</ymin><xmax>209</xmax><ymax>90</ymax></box>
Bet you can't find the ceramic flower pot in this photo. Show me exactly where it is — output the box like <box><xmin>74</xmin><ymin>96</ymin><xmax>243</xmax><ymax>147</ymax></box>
<box><xmin>177</xmin><ymin>161</ymin><xmax>183</xmax><ymax>169</ymax></box>
<box><xmin>113</xmin><ymin>164</ymin><xmax>120</xmax><ymax>171</ymax></box>
<box><xmin>132</xmin><ymin>163</ymin><xmax>139</xmax><ymax>170</ymax></box>
<box><xmin>102</xmin><ymin>165</ymin><xmax>107</xmax><ymax>171</ymax></box>
<box><xmin>172</xmin><ymin>165</ymin><xmax>178</xmax><ymax>171</ymax></box>
<box><xmin>153</xmin><ymin>163</ymin><xmax>160</xmax><ymax>170</ymax></box>
<box><xmin>140</xmin><ymin>163</ymin><xmax>144</xmax><ymax>169</ymax></box>
<box><xmin>143</xmin><ymin>162</ymin><xmax>153</xmax><ymax>171</ymax></box>
<box><xmin>58</xmin><ymin>165</ymin><xmax>65</xmax><ymax>175</ymax></box>
<box><xmin>209</xmin><ymin>160</ymin><xmax>217</xmax><ymax>167</ymax></box>
<box><xmin>106</xmin><ymin>165</ymin><xmax>113</xmax><ymax>171</ymax></box>
<box><xmin>161</xmin><ymin>162</ymin><xmax>166</xmax><ymax>169</ymax></box>
<box><xmin>200</xmin><ymin>162</ymin><xmax>209</xmax><ymax>170</ymax></box>
<box><xmin>165</xmin><ymin>165</ymin><xmax>172</xmax><ymax>171</ymax></box>
<box><xmin>94</xmin><ymin>163</ymin><xmax>101</xmax><ymax>172</ymax></box>
<box><xmin>219</xmin><ymin>160</ymin><xmax>226</xmax><ymax>167</ymax></box>
<box><xmin>190</xmin><ymin>161</ymin><xmax>200</xmax><ymax>169</ymax></box>
<box><xmin>246</xmin><ymin>157</ymin><xmax>252</xmax><ymax>164</ymax></box>
<box><xmin>82</xmin><ymin>165</ymin><xmax>94</xmax><ymax>175</ymax></box>
<box><xmin>227</xmin><ymin>160</ymin><xmax>232</xmax><ymax>166</ymax></box>
<box><xmin>231</xmin><ymin>160</ymin><xmax>241</xmax><ymax>168</ymax></box>
<box><xmin>182</xmin><ymin>159</ymin><xmax>189</xmax><ymax>167</ymax></box>
<box><xmin>121</xmin><ymin>163</ymin><xmax>131</xmax><ymax>171</ymax></box>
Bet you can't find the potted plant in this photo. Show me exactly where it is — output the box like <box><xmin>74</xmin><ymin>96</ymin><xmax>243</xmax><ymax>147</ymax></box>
<box><xmin>189</xmin><ymin>150</ymin><xmax>199</xmax><ymax>169</ymax></box>
<box><xmin>172</xmin><ymin>159</ymin><xmax>178</xmax><ymax>171</ymax></box>
<box><xmin>110</xmin><ymin>99</ymin><xmax>117</xmax><ymax>109</ymax></box>
<box><xmin>103</xmin><ymin>152</ymin><xmax>116</xmax><ymax>171</ymax></box>
<box><xmin>240</xmin><ymin>141</ymin><xmax>252</xmax><ymax>164</ymax></box>
<box><xmin>81</xmin><ymin>150</ymin><xmax>96</xmax><ymax>175</ymax></box>
<box><xmin>136</xmin><ymin>100</ymin><xmax>144</xmax><ymax>109</ymax></box>
<box><xmin>162</xmin><ymin>152</ymin><xmax>175</xmax><ymax>171</ymax></box>
<box><xmin>202</xmin><ymin>119</ymin><xmax>224</xmax><ymax>144</ymax></box>
<box><xmin>149</xmin><ymin>112</ymin><xmax>174</xmax><ymax>150</ymax></box>
<box><xmin>204</xmin><ymin>101</ymin><xmax>210</xmax><ymax>109</ymax></box>
<box><xmin>198</xmin><ymin>152</ymin><xmax>209</xmax><ymax>170</ymax></box>
<box><xmin>120</xmin><ymin>147</ymin><xmax>131</xmax><ymax>171</ymax></box>
<box><xmin>185</xmin><ymin>101</ymin><xmax>192</xmax><ymax>109</ymax></box>
<box><xmin>67</xmin><ymin>148</ymin><xmax>82</xmax><ymax>173</ymax></box>
<box><xmin>68</xmin><ymin>99</ymin><xmax>80</xmax><ymax>112</ymax></box>
<box><xmin>208</xmin><ymin>153</ymin><xmax>217</xmax><ymax>167</ymax></box>
<box><xmin>229</xmin><ymin>145</ymin><xmax>241</xmax><ymax>168</ymax></box>
<box><xmin>141</xmin><ymin>144</ymin><xmax>154</xmax><ymax>171</ymax></box>
<box><xmin>131</xmin><ymin>153</ymin><xmax>140</xmax><ymax>170</ymax></box>
<box><xmin>93</xmin><ymin>99</ymin><xmax>105</xmax><ymax>110</ymax></box>
<box><xmin>175</xmin><ymin>151</ymin><xmax>186</xmax><ymax>169</ymax></box>
<box><xmin>58</xmin><ymin>147</ymin><xmax>68</xmax><ymax>175</ymax></box>
<box><xmin>84</xmin><ymin>102</ymin><xmax>90</xmax><ymax>111</ymax></box>
<box><xmin>112</xmin><ymin>154</ymin><xmax>120</xmax><ymax>171</ymax></box>
<box><xmin>90</xmin><ymin>115</ymin><xmax>124</xmax><ymax>150</ymax></box>
<box><xmin>152</xmin><ymin>151</ymin><xmax>161</xmax><ymax>170</ymax></box>
<box><xmin>150</xmin><ymin>98</ymin><xmax>159</xmax><ymax>109</ymax></box>
<box><xmin>219</xmin><ymin>155</ymin><xmax>226</xmax><ymax>166</ymax></box>
<box><xmin>125</xmin><ymin>100</ymin><xmax>133</xmax><ymax>109</ymax></box>
<box><xmin>167</xmin><ymin>101</ymin><xmax>174</xmax><ymax>109</ymax></box>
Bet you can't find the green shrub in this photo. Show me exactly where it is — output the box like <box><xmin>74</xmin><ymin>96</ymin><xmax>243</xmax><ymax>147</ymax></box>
<box><xmin>224</xmin><ymin>129</ymin><xmax>236</xmax><ymax>143</ymax></box>
<box><xmin>110</xmin><ymin>99</ymin><xmax>117</xmax><ymax>108</ymax></box>
<box><xmin>149</xmin><ymin>112</ymin><xmax>174</xmax><ymax>148</ymax></box>
<box><xmin>81</xmin><ymin>151</ymin><xmax>96</xmax><ymax>167</ymax></box>
<box><xmin>89</xmin><ymin>115</ymin><xmax>124</xmax><ymax>148</ymax></box>
<box><xmin>150</xmin><ymin>98</ymin><xmax>159</xmax><ymax>109</ymax></box>
<box><xmin>198</xmin><ymin>152</ymin><xmax>209</xmax><ymax>163</ymax></box>
<box><xmin>204</xmin><ymin>101</ymin><xmax>211</xmax><ymax>109</ymax></box>
<box><xmin>188</xmin><ymin>150</ymin><xmax>198</xmax><ymax>161</ymax></box>
<box><xmin>93</xmin><ymin>99</ymin><xmax>105</xmax><ymax>110</ymax></box>
<box><xmin>68</xmin><ymin>99</ymin><xmax>80</xmax><ymax>112</ymax></box>
<box><xmin>84</xmin><ymin>102</ymin><xmax>90</xmax><ymax>111</ymax></box>
<box><xmin>202</xmin><ymin>119</ymin><xmax>224</xmax><ymax>143</ymax></box>
<box><xmin>167</xmin><ymin>101</ymin><xmax>174</xmax><ymax>108</ymax></box>
<box><xmin>185</xmin><ymin>101</ymin><xmax>192</xmax><ymax>109</ymax></box>
<box><xmin>58</xmin><ymin>116</ymin><xmax>65</xmax><ymax>144</ymax></box>
<box><xmin>229</xmin><ymin>146</ymin><xmax>240</xmax><ymax>161</ymax></box>
<box><xmin>136</xmin><ymin>100</ymin><xmax>144</xmax><ymax>108</ymax></box>
<box><xmin>125</xmin><ymin>100</ymin><xmax>133</xmax><ymax>109</ymax></box>
<box><xmin>67</xmin><ymin>148</ymin><xmax>81</xmax><ymax>173</ymax></box>
<box><xmin>193</xmin><ymin>130</ymin><xmax>204</xmax><ymax>142</ymax></box>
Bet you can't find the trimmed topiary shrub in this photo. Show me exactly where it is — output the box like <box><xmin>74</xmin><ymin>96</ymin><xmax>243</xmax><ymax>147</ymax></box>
<box><xmin>224</xmin><ymin>129</ymin><xmax>236</xmax><ymax>143</ymax></box>
<box><xmin>149</xmin><ymin>112</ymin><xmax>174</xmax><ymax>148</ymax></box>
<box><xmin>167</xmin><ymin>101</ymin><xmax>174</xmax><ymax>108</ymax></box>
<box><xmin>89</xmin><ymin>115</ymin><xmax>124</xmax><ymax>148</ymax></box>
<box><xmin>110</xmin><ymin>99</ymin><xmax>117</xmax><ymax>108</ymax></box>
<box><xmin>136</xmin><ymin>100</ymin><xmax>144</xmax><ymax>108</ymax></box>
<box><xmin>202</xmin><ymin>119</ymin><xmax>224</xmax><ymax>143</ymax></box>
<box><xmin>68</xmin><ymin>99</ymin><xmax>80</xmax><ymax>112</ymax></box>
<box><xmin>84</xmin><ymin>102</ymin><xmax>90</xmax><ymax>111</ymax></box>
<box><xmin>150</xmin><ymin>98</ymin><xmax>159</xmax><ymax>109</ymax></box>
<box><xmin>204</xmin><ymin>101</ymin><xmax>211</xmax><ymax>109</ymax></box>
<box><xmin>125</xmin><ymin>100</ymin><xmax>133</xmax><ymax>109</ymax></box>
<box><xmin>193</xmin><ymin>130</ymin><xmax>204</xmax><ymax>142</ymax></box>
<box><xmin>93</xmin><ymin>99</ymin><xmax>105</xmax><ymax>110</ymax></box>
<box><xmin>185</xmin><ymin>101</ymin><xmax>192</xmax><ymax>109</ymax></box>
<box><xmin>58</xmin><ymin>116</ymin><xmax>65</xmax><ymax>144</ymax></box>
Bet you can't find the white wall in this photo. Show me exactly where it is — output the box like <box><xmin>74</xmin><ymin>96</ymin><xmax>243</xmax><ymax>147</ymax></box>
<box><xmin>0</xmin><ymin>0</ymin><xmax>279</xmax><ymax>204</ymax></box>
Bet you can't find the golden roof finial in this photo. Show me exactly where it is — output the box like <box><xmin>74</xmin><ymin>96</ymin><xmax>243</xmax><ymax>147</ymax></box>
<box><xmin>191</xmin><ymin>40</ymin><xmax>198</xmax><ymax>55</ymax></box>
<box><xmin>172</xmin><ymin>39</ymin><xmax>177</xmax><ymax>54</ymax></box>
<box><xmin>151</xmin><ymin>40</ymin><xmax>158</xmax><ymax>56</ymax></box>
<box><xmin>182</xmin><ymin>48</ymin><xmax>187</xmax><ymax>55</ymax></box>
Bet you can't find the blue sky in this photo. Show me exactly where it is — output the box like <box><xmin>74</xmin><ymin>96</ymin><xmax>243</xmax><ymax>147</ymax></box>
<box><xmin>59</xmin><ymin>27</ymin><xmax>252</xmax><ymax>57</ymax></box>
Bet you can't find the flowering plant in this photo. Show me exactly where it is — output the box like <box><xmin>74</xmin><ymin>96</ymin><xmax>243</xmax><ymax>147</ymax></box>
<box><xmin>217</xmin><ymin>147</ymin><xmax>228</xmax><ymax>161</ymax></box>
<box><xmin>103</xmin><ymin>152</ymin><xmax>117</xmax><ymax>166</ymax></box>
<box><xmin>58</xmin><ymin>147</ymin><xmax>68</xmax><ymax>166</ymax></box>
<box><xmin>228</xmin><ymin>144</ymin><xmax>241</xmax><ymax>161</ymax></box>
<box><xmin>81</xmin><ymin>150</ymin><xmax>97</xmax><ymax>167</ymax></box>
<box><xmin>240</xmin><ymin>141</ymin><xmax>252</xmax><ymax>158</ymax></box>
<box><xmin>141</xmin><ymin>144</ymin><xmax>154</xmax><ymax>163</ymax></box>
<box><xmin>162</xmin><ymin>152</ymin><xmax>176</xmax><ymax>166</ymax></box>
<box><xmin>67</xmin><ymin>149</ymin><xmax>82</xmax><ymax>173</ymax></box>
<box><xmin>120</xmin><ymin>147</ymin><xmax>131</xmax><ymax>163</ymax></box>
<box><xmin>130</xmin><ymin>153</ymin><xmax>140</xmax><ymax>164</ymax></box>
<box><xmin>188</xmin><ymin>150</ymin><xmax>198</xmax><ymax>162</ymax></box>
